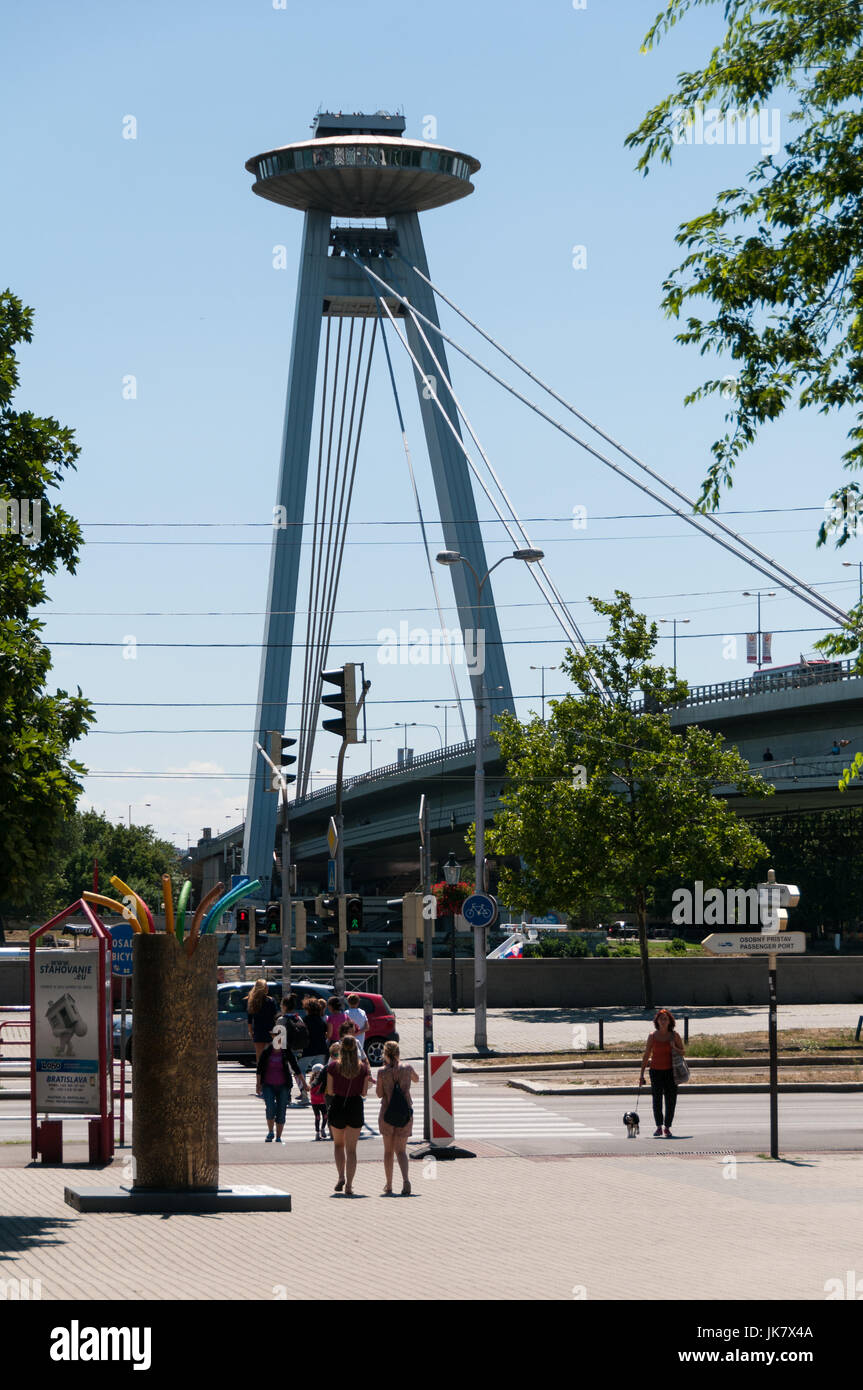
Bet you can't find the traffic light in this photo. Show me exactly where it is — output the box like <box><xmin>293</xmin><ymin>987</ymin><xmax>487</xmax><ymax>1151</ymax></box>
<box><xmin>314</xmin><ymin>894</ymin><xmax>338</xmax><ymax>924</ymax></box>
<box><xmin>293</xmin><ymin>901</ymin><xmax>307</xmax><ymax>952</ymax></box>
<box><xmin>321</xmin><ymin>663</ymin><xmax>358</xmax><ymax>743</ymax></box>
<box><xmin>347</xmin><ymin>895</ymin><xmax>363</xmax><ymax>933</ymax></box>
<box><xmin>401</xmin><ymin>891</ymin><xmax>424</xmax><ymax>959</ymax></box>
<box><xmin>266</xmin><ymin>732</ymin><xmax>297</xmax><ymax>793</ymax></box>
<box><xmin>265</xmin><ymin>902</ymin><xmax>281</xmax><ymax>935</ymax></box>
<box><xmin>235</xmin><ymin>906</ymin><xmax>251</xmax><ymax>935</ymax></box>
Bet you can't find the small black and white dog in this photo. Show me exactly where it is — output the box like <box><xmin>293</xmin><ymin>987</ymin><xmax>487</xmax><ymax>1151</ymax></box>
<box><xmin>623</xmin><ymin>1110</ymin><xmax>640</xmax><ymax>1138</ymax></box>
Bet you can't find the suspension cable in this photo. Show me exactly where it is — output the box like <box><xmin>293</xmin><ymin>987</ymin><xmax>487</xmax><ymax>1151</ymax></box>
<box><xmin>402</xmin><ymin>258</ymin><xmax>851</xmax><ymax>627</ymax></box>
<box><xmin>351</xmin><ymin>255</ymin><xmax>607</xmax><ymax>696</ymax></box>
<box><xmin>372</xmin><ymin>283</ymin><xmax>470</xmax><ymax>742</ymax></box>
<box><xmin>392</xmin><ymin>277</ymin><xmax>600</xmax><ymax>674</ymax></box>
<box><xmin>357</xmin><ymin>259</ymin><xmax>847</xmax><ymax>628</ymax></box>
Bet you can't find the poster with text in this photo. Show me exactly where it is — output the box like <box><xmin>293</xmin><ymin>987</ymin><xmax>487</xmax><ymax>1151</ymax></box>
<box><xmin>33</xmin><ymin>952</ymin><xmax>101</xmax><ymax>1114</ymax></box>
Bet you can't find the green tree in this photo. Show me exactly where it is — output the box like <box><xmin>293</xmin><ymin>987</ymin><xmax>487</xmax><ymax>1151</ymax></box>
<box><xmin>626</xmin><ymin>2</ymin><xmax>863</xmax><ymax>551</ymax></box>
<box><xmin>0</xmin><ymin>292</ymin><xmax>94</xmax><ymax>910</ymax></box>
<box><xmin>16</xmin><ymin>809</ymin><xmax>182</xmax><ymax>922</ymax></box>
<box><xmin>485</xmin><ymin>592</ymin><xmax>773</xmax><ymax>1007</ymax></box>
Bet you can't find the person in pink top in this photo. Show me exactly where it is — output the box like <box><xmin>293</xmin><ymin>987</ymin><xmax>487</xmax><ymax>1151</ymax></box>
<box><xmin>255</xmin><ymin>1023</ymin><xmax>302</xmax><ymax>1143</ymax></box>
<box><xmin>325</xmin><ymin>995</ymin><xmax>349</xmax><ymax>1044</ymax></box>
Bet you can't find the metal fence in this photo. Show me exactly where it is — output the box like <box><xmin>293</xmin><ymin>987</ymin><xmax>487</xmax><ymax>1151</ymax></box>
<box><xmin>237</xmin><ymin>963</ymin><xmax>382</xmax><ymax>994</ymax></box>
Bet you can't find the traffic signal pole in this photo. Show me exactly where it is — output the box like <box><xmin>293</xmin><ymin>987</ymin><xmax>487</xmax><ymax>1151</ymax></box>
<box><xmin>334</xmin><ymin>739</ymin><xmax>348</xmax><ymax>996</ymax></box>
<box><xmin>281</xmin><ymin>790</ymin><xmax>292</xmax><ymax>994</ymax></box>
<box><xmin>419</xmin><ymin>795</ymin><xmax>434</xmax><ymax>1144</ymax></box>
<box><xmin>331</xmin><ymin>672</ymin><xmax>371</xmax><ymax>996</ymax></box>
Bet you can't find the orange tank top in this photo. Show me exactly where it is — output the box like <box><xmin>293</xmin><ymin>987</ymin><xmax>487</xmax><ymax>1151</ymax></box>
<box><xmin>651</xmin><ymin>1034</ymin><xmax>673</xmax><ymax>1069</ymax></box>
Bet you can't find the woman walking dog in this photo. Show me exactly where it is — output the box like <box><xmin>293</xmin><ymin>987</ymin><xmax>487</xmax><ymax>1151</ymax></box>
<box><xmin>639</xmin><ymin>1008</ymin><xmax>686</xmax><ymax>1137</ymax></box>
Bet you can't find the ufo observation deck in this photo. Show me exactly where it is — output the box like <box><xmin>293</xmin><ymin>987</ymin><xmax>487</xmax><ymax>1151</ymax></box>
<box><xmin>246</xmin><ymin>117</ymin><xmax>480</xmax><ymax>218</ymax></box>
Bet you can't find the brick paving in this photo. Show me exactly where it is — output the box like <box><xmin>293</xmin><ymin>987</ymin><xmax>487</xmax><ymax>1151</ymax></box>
<box><xmin>1</xmin><ymin>1152</ymin><xmax>860</xmax><ymax>1301</ymax></box>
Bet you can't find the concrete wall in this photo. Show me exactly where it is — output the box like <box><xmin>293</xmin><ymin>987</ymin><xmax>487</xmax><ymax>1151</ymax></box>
<box><xmin>381</xmin><ymin>958</ymin><xmax>863</xmax><ymax>1010</ymax></box>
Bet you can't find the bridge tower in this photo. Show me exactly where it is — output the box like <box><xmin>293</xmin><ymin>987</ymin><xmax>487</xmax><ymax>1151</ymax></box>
<box><xmin>242</xmin><ymin>112</ymin><xmax>514</xmax><ymax>897</ymax></box>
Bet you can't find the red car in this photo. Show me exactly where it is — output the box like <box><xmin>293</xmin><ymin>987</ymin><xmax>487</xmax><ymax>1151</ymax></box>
<box><xmin>215</xmin><ymin>980</ymin><xmax>399</xmax><ymax>1067</ymax></box>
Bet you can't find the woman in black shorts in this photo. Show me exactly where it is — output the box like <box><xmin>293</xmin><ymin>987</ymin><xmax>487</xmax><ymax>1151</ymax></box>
<box><xmin>326</xmin><ymin>1036</ymin><xmax>370</xmax><ymax>1196</ymax></box>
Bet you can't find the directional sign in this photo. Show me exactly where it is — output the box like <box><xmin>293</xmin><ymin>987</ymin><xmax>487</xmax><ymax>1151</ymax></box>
<box><xmin>461</xmin><ymin>893</ymin><xmax>498</xmax><ymax>929</ymax></box>
<box><xmin>327</xmin><ymin>817</ymin><xmax>339</xmax><ymax>859</ymax></box>
<box><xmin>327</xmin><ymin>858</ymin><xmax>336</xmax><ymax>892</ymax></box>
<box><xmin>108</xmin><ymin>922</ymin><xmax>135</xmax><ymax>977</ymax></box>
<box><xmin>702</xmin><ymin>932</ymin><xmax>805</xmax><ymax>956</ymax></box>
<box><xmin>757</xmin><ymin>882</ymin><xmax>800</xmax><ymax>909</ymax></box>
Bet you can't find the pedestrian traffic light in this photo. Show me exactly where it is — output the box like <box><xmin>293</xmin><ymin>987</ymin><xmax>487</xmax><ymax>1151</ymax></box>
<box><xmin>235</xmin><ymin>906</ymin><xmax>251</xmax><ymax>935</ymax></box>
<box><xmin>347</xmin><ymin>895</ymin><xmax>363</xmax><ymax>932</ymax></box>
<box><xmin>265</xmin><ymin>902</ymin><xmax>281</xmax><ymax>935</ymax></box>
<box><xmin>266</xmin><ymin>732</ymin><xmax>297</xmax><ymax>793</ymax></box>
<box><xmin>321</xmin><ymin>663</ymin><xmax>358</xmax><ymax>743</ymax></box>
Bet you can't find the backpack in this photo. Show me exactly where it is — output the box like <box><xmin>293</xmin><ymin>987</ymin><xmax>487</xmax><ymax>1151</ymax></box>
<box><xmin>282</xmin><ymin>1012</ymin><xmax>309</xmax><ymax>1055</ymax></box>
<box><xmin>383</xmin><ymin>1067</ymin><xmax>412</xmax><ymax>1128</ymax></box>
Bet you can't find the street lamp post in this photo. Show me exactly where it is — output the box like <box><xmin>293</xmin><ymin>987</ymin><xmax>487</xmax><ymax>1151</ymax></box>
<box><xmin>842</xmin><ymin>560</ymin><xmax>863</xmax><ymax>606</ymax></box>
<box><xmin>743</xmin><ymin>591</ymin><xmax>776</xmax><ymax>670</ymax></box>
<box><xmin>434</xmin><ymin>703</ymin><xmax>459</xmax><ymax>750</ymax></box>
<box><xmin>658</xmin><ymin>618</ymin><xmax>690</xmax><ymax>675</ymax></box>
<box><xmin>128</xmin><ymin>802</ymin><xmax>151</xmax><ymax>828</ymax></box>
<box><xmin>436</xmin><ymin>546</ymin><xmax>544</xmax><ymax>1049</ymax></box>
<box><xmin>529</xmin><ymin>665</ymin><xmax>557</xmax><ymax>722</ymax></box>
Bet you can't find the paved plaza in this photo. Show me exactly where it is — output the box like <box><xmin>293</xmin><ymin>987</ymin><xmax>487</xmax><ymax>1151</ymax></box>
<box><xmin>1</xmin><ymin>1152</ymin><xmax>860</xmax><ymax>1302</ymax></box>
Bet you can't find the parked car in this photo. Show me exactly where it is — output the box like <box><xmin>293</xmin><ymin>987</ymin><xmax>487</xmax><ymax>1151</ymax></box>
<box><xmin>114</xmin><ymin>980</ymin><xmax>399</xmax><ymax>1067</ymax></box>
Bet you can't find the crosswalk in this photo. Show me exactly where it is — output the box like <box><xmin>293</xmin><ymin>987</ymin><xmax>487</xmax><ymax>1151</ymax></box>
<box><xmin>215</xmin><ymin>1083</ymin><xmax>613</xmax><ymax>1145</ymax></box>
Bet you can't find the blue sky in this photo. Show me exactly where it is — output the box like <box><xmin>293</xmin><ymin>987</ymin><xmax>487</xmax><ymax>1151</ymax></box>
<box><xmin>3</xmin><ymin>0</ymin><xmax>858</xmax><ymax>845</ymax></box>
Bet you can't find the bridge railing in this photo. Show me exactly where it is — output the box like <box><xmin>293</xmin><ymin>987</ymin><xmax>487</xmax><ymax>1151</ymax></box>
<box><xmin>632</xmin><ymin>659</ymin><xmax>858</xmax><ymax>713</ymax></box>
<box><xmin>752</xmin><ymin>755</ymin><xmax>856</xmax><ymax>782</ymax></box>
<box><xmin>294</xmin><ymin>736</ymin><xmax>495</xmax><ymax>805</ymax></box>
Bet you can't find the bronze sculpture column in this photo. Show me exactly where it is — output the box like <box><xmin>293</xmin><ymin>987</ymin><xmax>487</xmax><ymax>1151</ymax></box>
<box><xmin>132</xmin><ymin>933</ymin><xmax>218</xmax><ymax>1190</ymax></box>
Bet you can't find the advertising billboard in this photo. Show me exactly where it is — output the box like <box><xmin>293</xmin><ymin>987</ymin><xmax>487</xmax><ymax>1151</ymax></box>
<box><xmin>33</xmin><ymin>952</ymin><xmax>104</xmax><ymax>1114</ymax></box>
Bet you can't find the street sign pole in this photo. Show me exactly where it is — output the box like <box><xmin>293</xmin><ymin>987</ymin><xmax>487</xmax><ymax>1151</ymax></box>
<box><xmin>474</xmin><ymin>682</ymin><xmax>487</xmax><ymax>1050</ymax></box>
<box><xmin>419</xmin><ymin>795</ymin><xmax>434</xmax><ymax>1144</ymax></box>
<box><xmin>119</xmin><ymin>975</ymin><xmax>128</xmax><ymax>1147</ymax></box>
<box><xmin>768</xmin><ymin>951</ymin><xmax>779</xmax><ymax>1159</ymax></box>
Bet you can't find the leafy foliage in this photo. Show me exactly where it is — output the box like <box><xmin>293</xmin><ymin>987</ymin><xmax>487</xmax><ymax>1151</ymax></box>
<box><xmin>0</xmin><ymin>292</ymin><xmax>94</xmax><ymax>907</ymax></box>
<box><xmin>11</xmin><ymin>809</ymin><xmax>182</xmax><ymax>922</ymax></box>
<box><xmin>523</xmin><ymin>933</ymin><xmax>589</xmax><ymax>959</ymax></box>
<box><xmin>485</xmin><ymin>592</ymin><xmax>772</xmax><ymax>1006</ymax></box>
<box><xmin>627</xmin><ymin>2</ymin><xmax>863</xmax><ymax>540</ymax></box>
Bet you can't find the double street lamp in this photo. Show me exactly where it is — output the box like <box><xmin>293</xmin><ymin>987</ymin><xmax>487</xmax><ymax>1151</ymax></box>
<box><xmin>658</xmin><ymin>617</ymin><xmax>690</xmax><ymax>676</ymax></box>
<box><xmin>742</xmin><ymin>591</ymin><xmax>776</xmax><ymax>670</ymax></box>
<box><xmin>436</xmin><ymin>547</ymin><xmax>544</xmax><ymax>1049</ymax></box>
<box><xmin>529</xmin><ymin>665</ymin><xmax>557</xmax><ymax>723</ymax></box>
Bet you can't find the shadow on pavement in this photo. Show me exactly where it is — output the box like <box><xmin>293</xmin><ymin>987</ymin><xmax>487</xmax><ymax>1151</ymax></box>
<box><xmin>494</xmin><ymin>1005</ymin><xmax>771</xmax><ymax>1025</ymax></box>
<box><xmin>0</xmin><ymin>1214</ymin><xmax>75</xmax><ymax>1258</ymax></box>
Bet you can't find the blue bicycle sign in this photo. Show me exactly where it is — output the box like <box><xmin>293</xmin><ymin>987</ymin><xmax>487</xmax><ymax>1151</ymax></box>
<box><xmin>461</xmin><ymin>893</ymin><xmax>498</xmax><ymax>928</ymax></box>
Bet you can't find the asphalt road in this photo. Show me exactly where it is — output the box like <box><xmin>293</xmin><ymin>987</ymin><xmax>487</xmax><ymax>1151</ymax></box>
<box><xmin>1</xmin><ymin>1064</ymin><xmax>859</xmax><ymax>1159</ymax></box>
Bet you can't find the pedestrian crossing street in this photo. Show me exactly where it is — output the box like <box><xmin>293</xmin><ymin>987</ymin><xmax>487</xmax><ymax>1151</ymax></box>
<box><xmin>216</xmin><ymin>1079</ymin><xmax>613</xmax><ymax>1145</ymax></box>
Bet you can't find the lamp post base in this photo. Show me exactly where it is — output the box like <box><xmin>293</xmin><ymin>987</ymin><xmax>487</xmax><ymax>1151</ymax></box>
<box><xmin>410</xmin><ymin>1144</ymin><xmax>475</xmax><ymax>1161</ymax></box>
